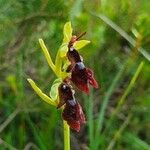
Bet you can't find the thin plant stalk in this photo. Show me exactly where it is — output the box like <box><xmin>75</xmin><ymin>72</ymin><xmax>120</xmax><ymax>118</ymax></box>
<box><xmin>112</xmin><ymin>61</ymin><xmax>144</xmax><ymax>116</ymax></box>
<box><xmin>104</xmin><ymin>61</ymin><xmax>144</xmax><ymax>132</ymax></box>
<box><xmin>106</xmin><ymin>114</ymin><xmax>132</xmax><ymax>150</ymax></box>
<box><xmin>63</xmin><ymin>121</ymin><xmax>70</xmax><ymax>150</ymax></box>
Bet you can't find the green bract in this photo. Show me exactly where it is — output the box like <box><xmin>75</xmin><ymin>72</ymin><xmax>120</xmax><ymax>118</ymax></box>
<box><xmin>49</xmin><ymin>78</ymin><xmax>62</xmax><ymax>100</ymax></box>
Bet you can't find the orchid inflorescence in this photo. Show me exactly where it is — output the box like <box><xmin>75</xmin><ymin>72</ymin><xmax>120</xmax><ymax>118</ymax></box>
<box><xmin>27</xmin><ymin>22</ymin><xmax>98</xmax><ymax>132</ymax></box>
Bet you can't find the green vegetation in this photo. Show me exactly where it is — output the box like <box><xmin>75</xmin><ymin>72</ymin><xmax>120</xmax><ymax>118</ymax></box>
<box><xmin>0</xmin><ymin>0</ymin><xmax>150</xmax><ymax>149</ymax></box>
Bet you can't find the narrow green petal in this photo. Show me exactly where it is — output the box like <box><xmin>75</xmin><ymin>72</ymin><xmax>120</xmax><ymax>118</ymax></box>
<box><xmin>59</xmin><ymin>44</ymin><xmax>68</xmax><ymax>58</ymax></box>
<box><xmin>63</xmin><ymin>21</ymin><xmax>72</xmax><ymax>43</ymax></box>
<box><xmin>27</xmin><ymin>78</ymin><xmax>56</xmax><ymax>106</ymax></box>
<box><xmin>74</xmin><ymin>40</ymin><xmax>91</xmax><ymax>50</ymax></box>
<box><xmin>55</xmin><ymin>50</ymin><xmax>63</xmax><ymax>77</ymax></box>
<box><xmin>55</xmin><ymin>43</ymin><xmax>68</xmax><ymax>77</ymax></box>
<box><xmin>39</xmin><ymin>39</ymin><xmax>56</xmax><ymax>73</ymax></box>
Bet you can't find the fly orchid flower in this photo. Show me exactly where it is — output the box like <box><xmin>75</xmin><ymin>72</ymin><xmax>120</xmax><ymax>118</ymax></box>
<box><xmin>66</xmin><ymin>46</ymin><xmax>98</xmax><ymax>94</ymax></box>
<box><xmin>27</xmin><ymin>21</ymin><xmax>98</xmax><ymax>150</ymax></box>
<box><xmin>58</xmin><ymin>82</ymin><xmax>85</xmax><ymax>132</ymax></box>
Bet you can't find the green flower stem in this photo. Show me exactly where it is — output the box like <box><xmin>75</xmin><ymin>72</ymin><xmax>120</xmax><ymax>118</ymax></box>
<box><xmin>63</xmin><ymin>120</ymin><xmax>70</xmax><ymax>150</ymax></box>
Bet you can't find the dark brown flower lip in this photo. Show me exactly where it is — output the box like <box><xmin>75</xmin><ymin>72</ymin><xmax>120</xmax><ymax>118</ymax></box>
<box><xmin>68</xmin><ymin>62</ymin><xmax>98</xmax><ymax>95</ymax></box>
<box><xmin>57</xmin><ymin>82</ymin><xmax>74</xmax><ymax>108</ymax></box>
<box><xmin>58</xmin><ymin>82</ymin><xmax>86</xmax><ymax>132</ymax></box>
<box><xmin>67</xmin><ymin>46</ymin><xmax>82</xmax><ymax>63</ymax></box>
<box><xmin>66</xmin><ymin>39</ymin><xmax>99</xmax><ymax>95</ymax></box>
<box><xmin>62</xmin><ymin>101</ymin><xmax>85</xmax><ymax>132</ymax></box>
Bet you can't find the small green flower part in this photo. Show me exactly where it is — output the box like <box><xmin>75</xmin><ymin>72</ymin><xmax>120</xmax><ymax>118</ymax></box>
<box><xmin>63</xmin><ymin>21</ymin><xmax>73</xmax><ymax>43</ymax></box>
<box><xmin>49</xmin><ymin>78</ymin><xmax>62</xmax><ymax>101</ymax></box>
<box><xmin>74</xmin><ymin>40</ymin><xmax>91</xmax><ymax>50</ymax></box>
<box><xmin>59</xmin><ymin>22</ymin><xmax>90</xmax><ymax>58</ymax></box>
<box><xmin>59</xmin><ymin>43</ymin><xmax>68</xmax><ymax>58</ymax></box>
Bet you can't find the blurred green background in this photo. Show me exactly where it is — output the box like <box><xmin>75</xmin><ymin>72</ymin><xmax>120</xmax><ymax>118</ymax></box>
<box><xmin>0</xmin><ymin>0</ymin><xmax>150</xmax><ymax>149</ymax></box>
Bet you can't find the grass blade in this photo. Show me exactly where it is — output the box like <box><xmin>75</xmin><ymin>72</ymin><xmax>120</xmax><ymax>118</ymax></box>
<box><xmin>106</xmin><ymin>61</ymin><xmax>144</xmax><ymax>131</ymax></box>
<box><xmin>96</xmin><ymin>61</ymin><xmax>126</xmax><ymax>134</ymax></box>
<box><xmin>106</xmin><ymin>114</ymin><xmax>132</xmax><ymax>150</ymax></box>
<box><xmin>93</xmin><ymin>61</ymin><xmax>127</xmax><ymax>149</ymax></box>
<box><xmin>91</xmin><ymin>13</ymin><xmax>150</xmax><ymax>61</ymax></box>
<box><xmin>124</xmin><ymin>132</ymin><xmax>150</xmax><ymax>150</ymax></box>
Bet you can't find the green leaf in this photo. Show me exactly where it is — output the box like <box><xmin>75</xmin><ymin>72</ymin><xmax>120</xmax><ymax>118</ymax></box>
<box><xmin>74</xmin><ymin>40</ymin><xmax>90</xmax><ymax>50</ymax></box>
<box><xmin>49</xmin><ymin>78</ymin><xmax>62</xmax><ymax>100</ymax></box>
<box><xmin>63</xmin><ymin>21</ymin><xmax>73</xmax><ymax>43</ymax></box>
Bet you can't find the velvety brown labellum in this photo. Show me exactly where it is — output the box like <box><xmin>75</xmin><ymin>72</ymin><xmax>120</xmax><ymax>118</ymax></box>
<box><xmin>62</xmin><ymin>100</ymin><xmax>85</xmax><ymax>132</ymax></box>
<box><xmin>58</xmin><ymin>83</ymin><xmax>85</xmax><ymax>132</ymax></box>
<box><xmin>67</xmin><ymin>47</ymin><xmax>98</xmax><ymax>94</ymax></box>
<box><xmin>67</xmin><ymin>46</ymin><xmax>82</xmax><ymax>64</ymax></box>
<box><xmin>71</xmin><ymin>64</ymin><xmax>98</xmax><ymax>94</ymax></box>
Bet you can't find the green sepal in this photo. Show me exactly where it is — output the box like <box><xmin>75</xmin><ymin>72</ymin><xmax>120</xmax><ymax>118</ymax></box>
<box><xmin>74</xmin><ymin>40</ymin><xmax>90</xmax><ymax>50</ymax></box>
<box><xmin>63</xmin><ymin>21</ymin><xmax>73</xmax><ymax>43</ymax></box>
